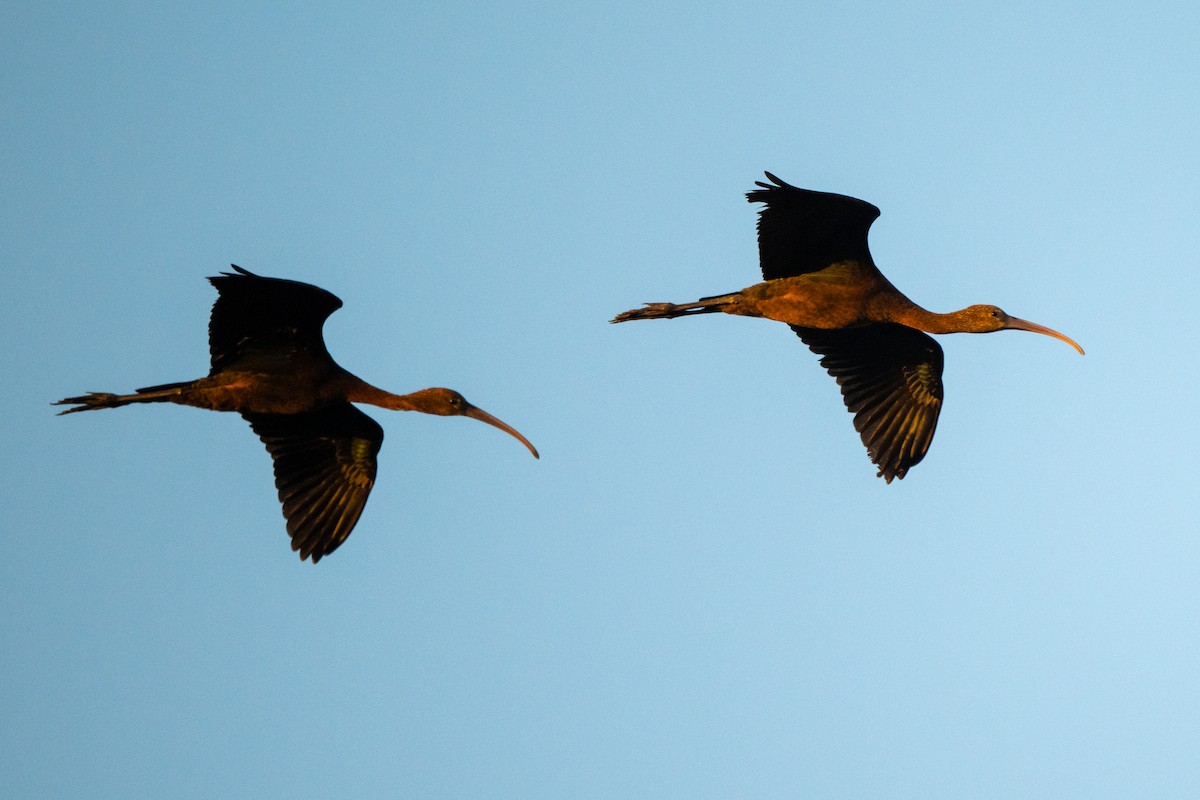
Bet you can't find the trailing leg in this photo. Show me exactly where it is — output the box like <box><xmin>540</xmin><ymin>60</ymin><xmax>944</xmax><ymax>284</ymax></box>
<box><xmin>53</xmin><ymin>381</ymin><xmax>193</xmax><ymax>415</ymax></box>
<box><xmin>610</xmin><ymin>292</ymin><xmax>740</xmax><ymax>323</ymax></box>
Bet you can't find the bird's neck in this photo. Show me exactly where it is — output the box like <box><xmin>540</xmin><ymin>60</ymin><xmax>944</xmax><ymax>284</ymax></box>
<box><xmin>887</xmin><ymin>303</ymin><xmax>972</xmax><ymax>334</ymax></box>
<box><xmin>345</xmin><ymin>379</ymin><xmax>420</xmax><ymax>411</ymax></box>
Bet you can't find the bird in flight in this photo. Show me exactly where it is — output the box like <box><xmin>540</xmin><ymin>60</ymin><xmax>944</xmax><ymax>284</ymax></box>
<box><xmin>56</xmin><ymin>265</ymin><xmax>538</xmax><ymax>562</ymax></box>
<box><xmin>612</xmin><ymin>172</ymin><xmax>1082</xmax><ymax>481</ymax></box>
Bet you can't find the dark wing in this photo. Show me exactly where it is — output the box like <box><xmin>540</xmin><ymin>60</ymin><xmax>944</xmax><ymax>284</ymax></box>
<box><xmin>792</xmin><ymin>323</ymin><xmax>943</xmax><ymax>482</ymax></box>
<box><xmin>747</xmin><ymin>172</ymin><xmax>882</xmax><ymax>281</ymax></box>
<box><xmin>243</xmin><ymin>403</ymin><xmax>383</xmax><ymax>563</ymax></box>
<box><xmin>207</xmin><ymin>265</ymin><xmax>344</xmax><ymax>374</ymax></box>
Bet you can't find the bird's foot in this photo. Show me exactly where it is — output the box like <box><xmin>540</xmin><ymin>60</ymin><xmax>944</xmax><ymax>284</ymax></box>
<box><xmin>610</xmin><ymin>302</ymin><xmax>679</xmax><ymax>323</ymax></box>
<box><xmin>52</xmin><ymin>392</ymin><xmax>121</xmax><ymax>415</ymax></box>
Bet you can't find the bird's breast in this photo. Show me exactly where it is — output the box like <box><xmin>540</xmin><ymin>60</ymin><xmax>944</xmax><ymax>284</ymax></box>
<box><xmin>734</xmin><ymin>276</ymin><xmax>874</xmax><ymax>329</ymax></box>
<box><xmin>182</xmin><ymin>369</ymin><xmax>347</xmax><ymax>415</ymax></box>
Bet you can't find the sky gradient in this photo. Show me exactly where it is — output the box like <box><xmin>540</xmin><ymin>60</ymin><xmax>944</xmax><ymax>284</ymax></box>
<box><xmin>4</xmin><ymin>2</ymin><xmax>1199</xmax><ymax>797</ymax></box>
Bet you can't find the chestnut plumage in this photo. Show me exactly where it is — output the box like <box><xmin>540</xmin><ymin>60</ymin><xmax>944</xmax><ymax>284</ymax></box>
<box><xmin>612</xmin><ymin>172</ymin><xmax>1082</xmax><ymax>481</ymax></box>
<box><xmin>56</xmin><ymin>266</ymin><xmax>538</xmax><ymax>562</ymax></box>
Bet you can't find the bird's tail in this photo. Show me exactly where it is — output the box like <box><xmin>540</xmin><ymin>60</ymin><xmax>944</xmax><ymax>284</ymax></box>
<box><xmin>53</xmin><ymin>381</ymin><xmax>192</xmax><ymax>415</ymax></box>
<box><xmin>610</xmin><ymin>292</ymin><xmax>740</xmax><ymax>323</ymax></box>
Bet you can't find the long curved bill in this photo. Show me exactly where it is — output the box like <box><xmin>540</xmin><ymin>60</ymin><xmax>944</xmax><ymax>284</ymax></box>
<box><xmin>1005</xmin><ymin>316</ymin><xmax>1085</xmax><ymax>355</ymax></box>
<box><xmin>465</xmin><ymin>405</ymin><xmax>540</xmax><ymax>459</ymax></box>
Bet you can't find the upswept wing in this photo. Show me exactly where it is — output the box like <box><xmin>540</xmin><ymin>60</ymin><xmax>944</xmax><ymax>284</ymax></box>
<box><xmin>791</xmin><ymin>323</ymin><xmax>943</xmax><ymax>482</ymax></box>
<box><xmin>243</xmin><ymin>403</ymin><xmax>383</xmax><ymax>563</ymax></box>
<box><xmin>747</xmin><ymin>172</ymin><xmax>881</xmax><ymax>281</ymax></box>
<box><xmin>207</xmin><ymin>265</ymin><xmax>344</xmax><ymax>373</ymax></box>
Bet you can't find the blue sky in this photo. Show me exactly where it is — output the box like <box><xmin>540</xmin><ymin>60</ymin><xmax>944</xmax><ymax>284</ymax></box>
<box><xmin>3</xmin><ymin>2</ymin><xmax>1198</xmax><ymax>797</ymax></box>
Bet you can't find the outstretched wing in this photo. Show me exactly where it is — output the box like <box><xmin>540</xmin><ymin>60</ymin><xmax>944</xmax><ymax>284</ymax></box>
<box><xmin>792</xmin><ymin>323</ymin><xmax>943</xmax><ymax>482</ymax></box>
<box><xmin>243</xmin><ymin>403</ymin><xmax>384</xmax><ymax>563</ymax></box>
<box><xmin>747</xmin><ymin>172</ymin><xmax>881</xmax><ymax>281</ymax></box>
<box><xmin>207</xmin><ymin>265</ymin><xmax>344</xmax><ymax>373</ymax></box>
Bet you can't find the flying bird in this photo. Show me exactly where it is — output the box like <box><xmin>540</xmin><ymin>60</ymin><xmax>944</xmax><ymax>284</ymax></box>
<box><xmin>56</xmin><ymin>266</ymin><xmax>538</xmax><ymax>562</ymax></box>
<box><xmin>611</xmin><ymin>172</ymin><xmax>1083</xmax><ymax>481</ymax></box>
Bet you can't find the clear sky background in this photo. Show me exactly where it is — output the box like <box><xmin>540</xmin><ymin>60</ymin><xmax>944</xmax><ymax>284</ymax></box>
<box><xmin>3</xmin><ymin>2</ymin><xmax>1198</xmax><ymax>797</ymax></box>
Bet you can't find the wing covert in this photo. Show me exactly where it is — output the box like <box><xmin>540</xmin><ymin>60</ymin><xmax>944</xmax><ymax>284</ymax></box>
<box><xmin>747</xmin><ymin>172</ymin><xmax>881</xmax><ymax>281</ymax></box>
<box><xmin>207</xmin><ymin>265</ymin><xmax>344</xmax><ymax>373</ymax></box>
<box><xmin>243</xmin><ymin>403</ymin><xmax>383</xmax><ymax>562</ymax></box>
<box><xmin>792</xmin><ymin>323</ymin><xmax>943</xmax><ymax>482</ymax></box>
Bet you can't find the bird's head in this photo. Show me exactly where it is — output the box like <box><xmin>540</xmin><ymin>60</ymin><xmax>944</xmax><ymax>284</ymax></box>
<box><xmin>406</xmin><ymin>387</ymin><xmax>473</xmax><ymax>416</ymax></box>
<box><xmin>958</xmin><ymin>305</ymin><xmax>1084</xmax><ymax>354</ymax></box>
<box><xmin>409</xmin><ymin>388</ymin><xmax>540</xmax><ymax>458</ymax></box>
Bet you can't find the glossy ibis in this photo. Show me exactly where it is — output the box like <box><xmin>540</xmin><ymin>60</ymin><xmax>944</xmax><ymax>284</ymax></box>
<box><xmin>56</xmin><ymin>265</ymin><xmax>538</xmax><ymax>562</ymax></box>
<box><xmin>612</xmin><ymin>172</ymin><xmax>1083</xmax><ymax>482</ymax></box>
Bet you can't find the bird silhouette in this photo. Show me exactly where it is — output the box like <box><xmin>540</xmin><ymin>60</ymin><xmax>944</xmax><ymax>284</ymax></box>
<box><xmin>612</xmin><ymin>172</ymin><xmax>1083</xmax><ymax>482</ymax></box>
<box><xmin>56</xmin><ymin>265</ymin><xmax>538</xmax><ymax>562</ymax></box>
